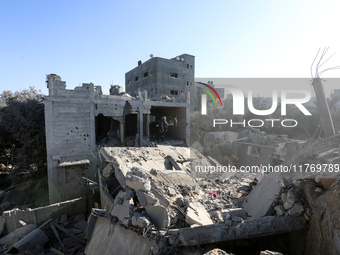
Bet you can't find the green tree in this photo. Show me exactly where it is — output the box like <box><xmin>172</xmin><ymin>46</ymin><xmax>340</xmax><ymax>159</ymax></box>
<box><xmin>0</xmin><ymin>87</ymin><xmax>46</xmax><ymax>182</ymax></box>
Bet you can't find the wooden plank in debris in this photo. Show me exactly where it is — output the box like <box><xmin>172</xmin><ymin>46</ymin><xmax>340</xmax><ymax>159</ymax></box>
<box><xmin>50</xmin><ymin>247</ymin><xmax>65</xmax><ymax>255</ymax></box>
<box><xmin>52</xmin><ymin>222</ymin><xmax>86</xmax><ymax>244</ymax></box>
<box><xmin>50</xmin><ymin>222</ymin><xmax>65</xmax><ymax>251</ymax></box>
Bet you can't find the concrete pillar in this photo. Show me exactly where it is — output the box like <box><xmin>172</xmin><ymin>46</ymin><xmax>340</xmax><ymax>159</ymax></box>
<box><xmin>186</xmin><ymin>91</ymin><xmax>190</xmax><ymax>147</ymax></box>
<box><xmin>119</xmin><ymin>122</ymin><xmax>124</xmax><ymax>144</ymax></box>
<box><xmin>139</xmin><ymin>104</ymin><xmax>144</xmax><ymax>146</ymax></box>
<box><xmin>146</xmin><ymin>114</ymin><xmax>150</xmax><ymax>139</ymax></box>
<box><xmin>312</xmin><ymin>78</ymin><xmax>335</xmax><ymax>137</ymax></box>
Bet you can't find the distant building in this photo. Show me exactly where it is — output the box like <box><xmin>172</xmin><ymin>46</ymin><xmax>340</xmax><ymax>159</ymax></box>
<box><xmin>331</xmin><ymin>89</ymin><xmax>340</xmax><ymax>112</ymax></box>
<box><xmin>125</xmin><ymin>54</ymin><xmax>195</xmax><ymax>102</ymax></box>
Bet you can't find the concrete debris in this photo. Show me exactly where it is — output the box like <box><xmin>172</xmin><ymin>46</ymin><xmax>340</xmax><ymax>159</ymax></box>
<box><xmin>167</xmin><ymin>187</ymin><xmax>177</xmax><ymax>196</ymax></box>
<box><xmin>283</xmin><ymin>189</ymin><xmax>298</xmax><ymax>210</ymax></box>
<box><xmin>0</xmin><ymin>213</ymin><xmax>87</xmax><ymax>254</ymax></box>
<box><xmin>242</xmin><ymin>173</ymin><xmax>282</xmax><ymax>218</ymax></box>
<box><xmin>8</xmin><ymin>228</ymin><xmax>49</xmax><ymax>253</ymax></box>
<box><xmin>136</xmin><ymin>190</ymin><xmax>158</xmax><ymax>206</ymax></box>
<box><xmin>185</xmin><ymin>201</ymin><xmax>214</xmax><ymax>226</ymax></box>
<box><xmin>126</xmin><ymin>172</ymin><xmax>151</xmax><ymax>192</ymax></box>
<box><xmin>0</xmin><ymin>224</ymin><xmax>37</xmax><ymax>253</ymax></box>
<box><xmin>274</xmin><ymin>205</ymin><xmax>285</xmax><ymax>216</ymax></box>
<box><xmin>75</xmin><ymin>220</ymin><xmax>88</xmax><ymax>232</ymax></box>
<box><xmin>131</xmin><ymin>213</ymin><xmax>151</xmax><ymax>229</ymax></box>
<box><xmin>145</xmin><ymin>204</ymin><xmax>170</xmax><ymax>229</ymax></box>
<box><xmin>260</xmin><ymin>251</ymin><xmax>284</xmax><ymax>255</ymax></box>
<box><xmin>178</xmin><ymin>216</ymin><xmax>306</xmax><ymax>246</ymax></box>
<box><xmin>203</xmin><ymin>248</ymin><xmax>229</xmax><ymax>255</ymax></box>
<box><xmin>222</xmin><ymin>208</ymin><xmax>248</xmax><ymax>220</ymax></box>
<box><xmin>288</xmin><ymin>202</ymin><xmax>304</xmax><ymax>216</ymax></box>
<box><xmin>111</xmin><ymin>197</ymin><xmax>134</xmax><ymax>222</ymax></box>
<box><xmin>191</xmin><ymin>128</ymin><xmax>306</xmax><ymax>170</ymax></box>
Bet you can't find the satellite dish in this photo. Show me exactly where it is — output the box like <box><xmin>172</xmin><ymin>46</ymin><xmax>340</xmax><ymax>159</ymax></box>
<box><xmin>176</xmin><ymin>56</ymin><xmax>180</xmax><ymax>61</ymax></box>
<box><xmin>150</xmin><ymin>54</ymin><xmax>153</xmax><ymax>58</ymax></box>
<box><xmin>181</xmin><ymin>57</ymin><xmax>185</xmax><ymax>62</ymax></box>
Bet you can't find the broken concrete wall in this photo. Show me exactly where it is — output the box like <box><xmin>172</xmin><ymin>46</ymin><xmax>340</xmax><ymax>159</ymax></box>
<box><xmin>85</xmin><ymin>214</ymin><xmax>156</xmax><ymax>255</ymax></box>
<box><xmin>0</xmin><ymin>197</ymin><xmax>86</xmax><ymax>234</ymax></box>
<box><xmin>234</xmin><ymin>142</ymin><xmax>274</xmax><ymax>167</ymax></box>
<box><xmin>45</xmin><ymin>74</ymin><xmax>190</xmax><ymax>204</ymax></box>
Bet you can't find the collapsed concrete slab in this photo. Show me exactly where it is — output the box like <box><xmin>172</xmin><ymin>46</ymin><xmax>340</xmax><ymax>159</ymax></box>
<box><xmin>185</xmin><ymin>201</ymin><xmax>214</xmax><ymax>226</ymax></box>
<box><xmin>242</xmin><ymin>173</ymin><xmax>282</xmax><ymax>218</ymax></box>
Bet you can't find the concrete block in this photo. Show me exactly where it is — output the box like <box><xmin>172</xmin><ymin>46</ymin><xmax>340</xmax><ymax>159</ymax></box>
<box><xmin>145</xmin><ymin>205</ymin><xmax>170</xmax><ymax>229</ymax></box>
<box><xmin>136</xmin><ymin>190</ymin><xmax>158</xmax><ymax>206</ymax></box>
<box><xmin>168</xmin><ymin>187</ymin><xmax>177</xmax><ymax>196</ymax></box>
<box><xmin>283</xmin><ymin>189</ymin><xmax>298</xmax><ymax>210</ymax></box>
<box><xmin>274</xmin><ymin>205</ymin><xmax>285</xmax><ymax>216</ymax></box>
<box><xmin>136</xmin><ymin>216</ymin><xmax>150</xmax><ymax>229</ymax></box>
<box><xmin>111</xmin><ymin>198</ymin><xmax>133</xmax><ymax>222</ymax></box>
<box><xmin>185</xmin><ymin>201</ymin><xmax>213</xmax><ymax>226</ymax></box>
<box><xmin>222</xmin><ymin>208</ymin><xmax>248</xmax><ymax>220</ymax></box>
<box><xmin>288</xmin><ymin>202</ymin><xmax>304</xmax><ymax>216</ymax></box>
<box><xmin>126</xmin><ymin>173</ymin><xmax>151</xmax><ymax>192</ymax></box>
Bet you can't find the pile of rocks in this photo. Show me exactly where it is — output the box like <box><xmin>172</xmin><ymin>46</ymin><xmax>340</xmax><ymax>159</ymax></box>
<box><xmin>274</xmin><ymin>179</ymin><xmax>311</xmax><ymax>220</ymax></box>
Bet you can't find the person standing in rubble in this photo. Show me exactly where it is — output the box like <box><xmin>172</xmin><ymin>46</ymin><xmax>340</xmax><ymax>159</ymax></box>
<box><xmin>161</xmin><ymin>117</ymin><xmax>169</xmax><ymax>140</ymax></box>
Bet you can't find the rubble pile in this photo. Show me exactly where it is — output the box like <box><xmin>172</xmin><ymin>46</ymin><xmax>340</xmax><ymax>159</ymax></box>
<box><xmin>98</xmin><ymin>146</ymin><xmax>263</xmax><ymax>232</ymax></box>
<box><xmin>274</xmin><ymin>179</ymin><xmax>312</xmax><ymax>220</ymax></box>
<box><xmin>0</xmin><ymin>213</ymin><xmax>87</xmax><ymax>255</ymax></box>
<box><xmin>191</xmin><ymin>127</ymin><xmax>307</xmax><ymax>168</ymax></box>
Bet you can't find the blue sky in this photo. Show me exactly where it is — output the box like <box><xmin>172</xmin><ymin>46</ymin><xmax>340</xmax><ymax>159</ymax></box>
<box><xmin>1</xmin><ymin>0</ymin><xmax>340</xmax><ymax>96</ymax></box>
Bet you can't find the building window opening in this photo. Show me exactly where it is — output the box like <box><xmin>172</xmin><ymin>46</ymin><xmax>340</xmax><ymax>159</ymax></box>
<box><xmin>247</xmin><ymin>146</ymin><xmax>261</xmax><ymax>156</ymax></box>
<box><xmin>170</xmin><ymin>72</ymin><xmax>178</xmax><ymax>78</ymax></box>
<box><xmin>187</xmin><ymin>64</ymin><xmax>189</xmax><ymax>68</ymax></box>
<box><xmin>127</xmin><ymin>80</ymin><xmax>131</xmax><ymax>86</ymax></box>
<box><xmin>143</xmin><ymin>72</ymin><xmax>148</xmax><ymax>78</ymax></box>
<box><xmin>95</xmin><ymin>114</ymin><xmax>121</xmax><ymax>145</ymax></box>
<box><xmin>186</xmin><ymin>81</ymin><xmax>189</xmax><ymax>86</ymax></box>
<box><xmin>135</xmin><ymin>76</ymin><xmax>139</xmax><ymax>82</ymax></box>
<box><xmin>150</xmin><ymin>71</ymin><xmax>153</xmax><ymax>76</ymax></box>
<box><xmin>170</xmin><ymin>90</ymin><xmax>178</xmax><ymax>95</ymax></box>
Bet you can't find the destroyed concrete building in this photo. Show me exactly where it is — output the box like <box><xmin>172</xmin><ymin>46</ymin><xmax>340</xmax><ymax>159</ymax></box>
<box><xmin>44</xmin><ymin>72</ymin><xmax>190</xmax><ymax>205</ymax></box>
<box><xmin>2</xmin><ymin>54</ymin><xmax>340</xmax><ymax>255</ymax></box>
